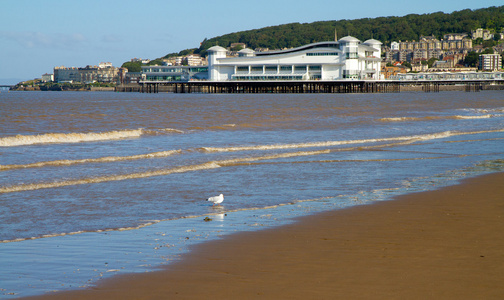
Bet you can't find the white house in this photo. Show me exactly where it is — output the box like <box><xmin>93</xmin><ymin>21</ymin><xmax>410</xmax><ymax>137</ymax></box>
<box><xmin>207</xmin><ymin>36</ymin><xmax>382</xmax><ymax>81</ymax></box>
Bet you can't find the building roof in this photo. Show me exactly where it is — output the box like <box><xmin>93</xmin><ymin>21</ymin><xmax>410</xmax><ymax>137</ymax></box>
<box><xmin>238</xmin><ymin>48</ymin><xmax>255</xmax><ymax>54</ymax></box>
<box><xmin>207</xmin><ymin>46</ymin><xmax>227</xmax><ymax>53</ymax></box>
<box><xmin>363</xmin><ymin>39</ymin><xmax>382</xmax><ymax>45</ymax></box>
<box><xmin>339</xmin><ymin>36</ymin><xmax>360</xmax><ymax>43</ymax></box>
<box><xmin>255</xmin><ymin>41</ymin><xmax>340</xmax><ymax>57</ymax></box>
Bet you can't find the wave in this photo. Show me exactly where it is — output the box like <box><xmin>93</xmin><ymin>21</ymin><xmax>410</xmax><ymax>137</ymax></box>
<box><xmin>2</xmin><ymin>129</ymin><xmax>502</xmax><ymax>194</ymax></box>
<box><xmin>379</xmin><ymin>115</ymin><xmax>493</xmax><ymax>122</ymax></box>
<box><xmin>0</xmin><ymin>129</ymin><xmax>143</xmax><ymax>147</ymax></box>
<box><xmin>201</xmin><ymin>129</ymin><xmax>504</xmax><ymax>153</ymax></box>
<box><xmin>0</xmin><ymin>128</ymin><xmax>183</xmax><ymax>147</ymax></box>
<box><xmin>0</xmin><ymin>150</ymin><xmax>181</xmax><ymax>171</ymax></box>
<box><xmin>0</xmin><ymin>161</ymin><xmax>221</xmax><ymax>194</ymax></box>
<box><xmin>0</xmin><ymin>150</ymin><xmax>332</xmax><ymax>194</ymax></box>
<box><xmin>199</xmin><ymin>131</ymin><xmax>453</xmax><ymax>153</ymax></box>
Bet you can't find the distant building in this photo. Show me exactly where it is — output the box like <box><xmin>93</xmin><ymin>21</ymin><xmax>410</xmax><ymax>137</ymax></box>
<box><xmin>381</xmin><ymin>65</ymin><xmax>407</xmax><ymax>79</ymax></box>
<box><xmin>131</xmin><ymin>58</ymin><xmax>151</xmax><ymax>64</ymax></box>
<box><xmin>389</xmin><ymin>35</ymin><xmax>471</xmax><ymax>64</ymax></box>
<box><xmin>54</xmin><ymin>63</ymin><xmax>120</xmax><ymax>83</ymax></box>
<box><xmin>472</xmin><ymin>28</ymin><xmax>493</xmax><ymax>40</ymax></box>
<box><xmin>413</xmin><ymin>49</ymin><xmax>428</xmax><ymax>61</ymax></box>
<box><xmin>41</xmin><ymin>73</ymin><xmax>54</xmax><ymax>82</ymax></box>
<box><xmin>230</xmin><ymin>43</ymin><xmax>247</xmax><ymax>50</ymax></box>
<box><xmin>390</xmin><ymin>41</ymin><xmax>399</xmax><ymax>51</ymax></box>
<box><xmin>444</xmin><ymin>33</ymin><xmax>468</xmax><ymax>40</ymax></box>
<box><xmin>78</xmin><ymin>63</ymin><xmax>120</xmax><ymax>83</ymax></box>
<box><xmin>479</xmin><ymin>54</ymin><xmax>502</xmax><ymax>71</ymax></box>
<box><xmin>185</xmin><ymin>54</ymin><xmax>206</xmax><ymax>66</ymax></box>
<box><xmin>411</xmin><ymin>63</ymin><xmax>429</xmax><ymax>72</ymax></box>
<box><xmin>141</xmin><ymin>66</ymin><xmax>209</xmax><ymax>81</ymax></box>
<box><xmin>54</xmin><ymin>66</ymin><xmax>79</xmax><ymax>83</ymax></box>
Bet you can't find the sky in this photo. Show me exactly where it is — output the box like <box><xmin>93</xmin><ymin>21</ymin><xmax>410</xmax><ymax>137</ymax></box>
<box><xmin>1</xmin><ymin>0</ymin><xmax>502</xmax><ymax>85</ymax></box>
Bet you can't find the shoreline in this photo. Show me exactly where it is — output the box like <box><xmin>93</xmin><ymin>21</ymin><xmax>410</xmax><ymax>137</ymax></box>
<box><xmin>23</xmin><ymin>171</ymin><xmax>504</xmax><ymax>299</ymax></box>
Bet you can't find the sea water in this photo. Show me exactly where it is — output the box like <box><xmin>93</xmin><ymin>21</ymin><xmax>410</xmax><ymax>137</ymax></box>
<box><xmin>0</xmin><ymin>91</ymin><xmax>503</xmax><ymax>297</ymax></box>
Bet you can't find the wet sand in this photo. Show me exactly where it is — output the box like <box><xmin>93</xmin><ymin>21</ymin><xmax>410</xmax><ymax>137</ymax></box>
<box><xmin>25</xmin><ymin>172</ymin><xmax>504</xmax><ymax>299</ymax></box>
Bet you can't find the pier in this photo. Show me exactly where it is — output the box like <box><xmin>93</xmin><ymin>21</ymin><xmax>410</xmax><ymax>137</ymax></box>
<box><xmin>127</xmin><ymin>79</ymin><xmax>504</xmax><ymax>94</ymax></box>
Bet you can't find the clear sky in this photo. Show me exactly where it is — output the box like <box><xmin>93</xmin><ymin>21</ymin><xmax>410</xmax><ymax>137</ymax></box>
<box><xmin>1</xmin><ymin>0</ymin><xmax>502</xmax><ymax>84</ymax></box>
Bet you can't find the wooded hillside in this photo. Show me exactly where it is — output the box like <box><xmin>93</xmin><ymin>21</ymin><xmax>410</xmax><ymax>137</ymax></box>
<box><xmin>122</xmin><ymin>6</ymin><xmax>504</xmax><ymax>70</ymax></box>
<box><xmin>197</xmin><ymin>6</ymin><xmax>504</xmax><ymax>53</ymax></box>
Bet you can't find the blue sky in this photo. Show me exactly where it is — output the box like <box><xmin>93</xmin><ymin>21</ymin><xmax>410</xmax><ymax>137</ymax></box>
<box><xmin>0</xmin><ymin>0</ymin><xmax>502</xmax><ymax>84</ymax></box>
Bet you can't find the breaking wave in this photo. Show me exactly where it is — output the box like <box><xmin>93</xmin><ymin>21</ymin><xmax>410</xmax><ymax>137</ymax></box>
<box><xmin>0</xmin><ymin>150</ymin><xmax>331</xmax><ymax>194</ymax></box>
<box><xmin>1</xmin><ymin>129</ymin><xmax>502</xmax><ymax>194</ymax></box>
<box><xmin>199</xmin><ymin>131</ymin><xmax>451</xmax><ymax>152</ymax></box>
<box><xmin>379</xmin><ymin>115</ymin><xmax>493</xmax><ymax>122</ymax></box>
<box><xmin>0</xmin><ymin>128</ymin><xmax>183</xmax><ymax>147</ymax></box>
<box><xmin>0</xmin><ymin>150</ymin><xmax>182</xmax><ymax>171</ymax></box>
<box><xmin>200</xmin><ymin>129</ymin><xmax>504</xmax><ymax>153</ymax></box>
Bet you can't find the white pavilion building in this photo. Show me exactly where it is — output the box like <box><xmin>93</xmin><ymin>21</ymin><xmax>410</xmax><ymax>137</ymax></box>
<box><xmin>141</xmin><ymin>36</ymin><xmax>383</xmax><ymax>82</ymax></box>
<box><xmin>207</xmin><ymin>36</ymin><xmax>382</xmax><ymax>81</ymax></box>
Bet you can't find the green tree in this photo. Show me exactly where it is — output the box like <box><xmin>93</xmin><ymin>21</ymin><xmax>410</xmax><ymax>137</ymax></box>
<box><xmin>427</xmin><ymin>57</ymin><xmax>438</xmax><ymax>68</ymax></box>
<box><xmin>464</xmin><ymin>51</ymin><xmax>479</xmax><ymax>67</ymax></box>
<box><xmin>121</xmin><ymin>61</ymin><xmax>142</xmax><ymax>72</ymax></box>
<box><xmin>482</xmin><ymin>48</ymin><xmax>495</xmax><ymax>54</ymax></box>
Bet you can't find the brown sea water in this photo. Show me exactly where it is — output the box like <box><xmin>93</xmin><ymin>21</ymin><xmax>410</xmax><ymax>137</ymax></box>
<box><xmin>0</xmin><ymin>91</ymin><xmax>503</xmax><ymax>297</ymax></box>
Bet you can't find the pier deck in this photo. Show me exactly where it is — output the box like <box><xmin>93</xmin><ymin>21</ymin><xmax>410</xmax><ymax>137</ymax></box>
<box><xmin>116</xmin><ymin>80</ymin><xmax>504</xmax><ymax>94</ymax></box>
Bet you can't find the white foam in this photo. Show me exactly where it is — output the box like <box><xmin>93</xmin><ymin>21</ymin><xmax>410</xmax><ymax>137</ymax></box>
<box><xmin>0</xmin><ymin>150</ymin><xmax>181</xmax><ymax>171</ymax></box>
<box><xmin>453</xmin><ymin>114</ymin><xmax>493</xmax><ymax>120</ymax></box>
<box><xmin>379</xmin><ymin>115</ymin><xmax>494</xmax><ymax>122</ymax></box>
<box><xmin>201</xmin><ymin>131</ymin><xmax>462</xmax><ymax>153</ymax></box>
<box><xmin>0</xmin><ymin>129</ymin><xmax>144</xmax><ymax>147</ymax></box>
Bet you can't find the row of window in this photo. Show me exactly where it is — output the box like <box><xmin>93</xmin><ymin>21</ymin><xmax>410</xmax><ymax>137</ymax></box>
<box><xmin>306</xmin><ymin>52</ymin><xmax>339</xmax><ymax>56</ymax></box>
<box><xmin>235</xmin><ymin>65</ymin><xmax>322</xmax><ymax>73</ymax></box>
<box><xmin>146</xmin><ymin>75</ymin><xmax>184</xmax><ymax>81</ymax></box>
<box><xmin>233</xmin><ymin>75</ymin><xmax>304</xmax><ymax>81</ymax></box>
<box><xmin>143</xmin><ymin>67</ymin><xmax>208</xmax><ymax>73</ymax></box>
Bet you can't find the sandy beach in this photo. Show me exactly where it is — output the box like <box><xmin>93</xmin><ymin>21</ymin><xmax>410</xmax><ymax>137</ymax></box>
<box><xmin>24</xmin><ymin>172</ymin><xmax>504</xmax><ymax>299</ymax></box>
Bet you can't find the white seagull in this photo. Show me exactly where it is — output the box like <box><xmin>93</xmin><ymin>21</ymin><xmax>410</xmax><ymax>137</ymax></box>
<box><xmin>207</xmin><ymin>194</ymin><xmax>224</xmax><ymax>206</ymax></box>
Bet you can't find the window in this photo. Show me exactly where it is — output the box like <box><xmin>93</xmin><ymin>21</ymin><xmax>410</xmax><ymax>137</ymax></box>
<box><xmin>294</xmin><ymin>66</ymin><xmax>307</xmax><ymax>72</ymax></box>
<box><xmin>309</xmin><ymin>65</ymin><xmax>321</xmax><ymax>71</ymax></box>
<box><xmin>237</xmin><ymin>66</ymin><xmax>249</xmax><ymax>72</ymax></box>
<box><xmin>265</xmin><ymin>66</ymin><xmax>277</xmax><ymax>72</ymax></box>
<box><xmin>280</xmin><ymin>66</ymin><xmax>292</xmax><ymax>71</ymax></box>
<box><xmin>251</xmin><ymin>66</ymin><xmax>263</xmax><ymax>72</ymax></box>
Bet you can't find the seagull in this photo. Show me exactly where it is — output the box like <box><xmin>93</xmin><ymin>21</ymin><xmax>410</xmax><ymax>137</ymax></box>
<box><xmin>207</xmin><ymin>194</ymin><xmax>224</xmax><ymax>206</ymax></box>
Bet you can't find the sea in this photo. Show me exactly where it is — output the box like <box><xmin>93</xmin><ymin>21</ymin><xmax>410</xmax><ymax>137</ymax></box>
<box><xmin>0</xmin><ymin>90</ymin><xmax>503</xmax><ymax>298</ymax></box>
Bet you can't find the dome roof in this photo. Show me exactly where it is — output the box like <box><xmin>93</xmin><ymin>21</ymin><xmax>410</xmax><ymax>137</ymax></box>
<box><xmin>339</xmin><ymin>36</ymin><xmax>360</xmax><ymax>43</ymax></box>
<box><xmin>207</xmin><ymin>45</ymin><xmax>227</xmax><ymax>53</ymax></box>
<box><xmin>238</xmin><ymin>48</ymin><xmax>255</xmax><ymax>53</ymax></box>
<box><xmin>363</xmin><ymin>39</ymin><xmax>382</xmax><ymax>45</ymax></box>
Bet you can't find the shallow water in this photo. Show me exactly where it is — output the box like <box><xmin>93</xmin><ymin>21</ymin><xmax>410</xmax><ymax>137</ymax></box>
<box><xmin>0</xmin><ymin>91</ymin><xmax>503</xmax><ymax>297</ymax></box>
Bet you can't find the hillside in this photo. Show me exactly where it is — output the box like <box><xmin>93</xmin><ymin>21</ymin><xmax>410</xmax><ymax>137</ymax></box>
<box><xmin>197</xmin><ymin>6</ymin><xmax>504</xmax><ymax>53</ymax></box>
<box><xmin>122</xmin><ymin>6</ymin><xmax>504</xmax><ymax>70</ymax></box>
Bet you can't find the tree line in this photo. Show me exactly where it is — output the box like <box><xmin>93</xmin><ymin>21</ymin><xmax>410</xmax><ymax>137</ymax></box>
<box><xmin>197</xmin><ymin>6</ymin><xmax>504</xmax><ymax>53</ymax></box>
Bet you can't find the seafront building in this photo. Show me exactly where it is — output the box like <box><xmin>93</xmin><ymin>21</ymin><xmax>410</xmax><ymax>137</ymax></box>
<box><xmin>479</xmin><ymin>54</ymin><xmax>502</xmax><ymax>71</ymax></box>
<box><xmin>384</xmin><ymin>34</ymin><xmax>472</xmax><ymax>65</ymax></box>
<box><xmin>54</xmin><ymin>63</ymin><xmax>120</xmax><ymax>83</ymax></box>
<box><xmin>141</xmin><ymin>36</ymin><xmax>383</xmax><ymax>82</ymax></box>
